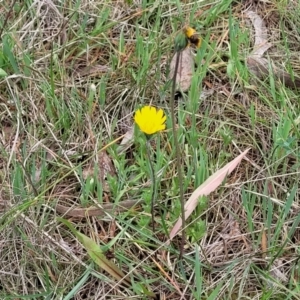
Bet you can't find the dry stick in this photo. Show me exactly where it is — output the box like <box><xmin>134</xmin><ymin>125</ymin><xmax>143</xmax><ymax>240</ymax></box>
<box><xmin>170</xmin><ymin>50</ymin><xmax>186</xmax><ymax>259</ymax></box>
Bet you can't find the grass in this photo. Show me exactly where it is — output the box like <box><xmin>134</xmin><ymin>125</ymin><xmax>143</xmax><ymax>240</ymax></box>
<box><xmin>1</xmin><ymin>0</ymin><xmax>300</xmax><ymax>299</ymax></box>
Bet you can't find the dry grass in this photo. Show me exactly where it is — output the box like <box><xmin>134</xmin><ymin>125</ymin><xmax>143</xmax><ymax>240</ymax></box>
<box><xmin>1</xmin><ymin>0</ymin><xmax>300</xmax><ymax>299</ymax></box>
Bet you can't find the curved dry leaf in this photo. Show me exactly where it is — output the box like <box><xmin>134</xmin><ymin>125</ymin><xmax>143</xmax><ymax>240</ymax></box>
<box><xmin>247</xmin><ymin>55</ymin><xmax>300</xmax><ymax>89</ymax></box>
<box><xmin>246</xmin><ymin>56</ymin><xmax>269</xmax><ymax>79</ymax></box>
<box><xmin>169</xmin><ymin>47</ymin><xmax>194</xmax><ymax>92</ymax></box>
<box><xmin>246</xmin><ymin>10</ymin><xmax>300</xmax><ymax>88</ymax></box>
<box><xmin>245</xmin><ymin>11</ymin><xmax>272</xmax><ymax>58</ymax></box>
<box><xmin>169</xmin><ymin>149</ymin><xmax>250</xmax><ymax>240</ymax></box>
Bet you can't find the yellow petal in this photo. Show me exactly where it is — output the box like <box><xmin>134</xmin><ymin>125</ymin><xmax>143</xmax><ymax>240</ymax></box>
<box><xmin>149</xmin><ymin>106</ymin><xmax>156</xmax><ymax>117</ymax></box>
<box><xmin>157</xmin><ymin>109</ymin><xmax>164</xmax><ymax>119</ymax></box>
<box><xmin>161</xmin><ymin>115</ymin><xmax>167</xmax><ymax>124</ymax></box>
<box><xmin>184</xmin><ymin>26</ymin><xmax>196</xmax><ymax>39</ymax></box>
<box><xmin>157</xmin><ymin>124</ymin><xmax>166</xmax><ymax>131</ymax></box>
<box><xmin>141</xmin><ymin>106</ymin><xmax>149</xmax><ymax>115</ymax></box>
<box><xmin>134</xmin><ymin>109</ymin><xmax>141</xmax><ymax>122</ymax></box>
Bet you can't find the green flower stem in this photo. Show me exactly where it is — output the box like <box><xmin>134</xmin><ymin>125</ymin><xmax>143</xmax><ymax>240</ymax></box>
<box><xmin>170</xmin><ymin>48</ymin><xmax>186</xmax><ymax>259</ymax></box>
<box><xmin>145</xmin><ymin>139</ymin><xmax>157</xmax><ymax>234</ymax></box>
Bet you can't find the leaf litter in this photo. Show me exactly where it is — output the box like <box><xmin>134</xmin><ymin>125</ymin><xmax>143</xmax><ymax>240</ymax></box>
<box><xmin>169</xmin><ymin>148</ymin><xmax>250</xmax><ymax>240</ymax></box>
<box><xmin>169</xmin><ymin>47</ymin><xmax>194</xmax><ymax>92</ymax></box>
<box><xmin>246</xmin><ymin>10</ymin><xmax>300</xmax><ymax>88</ymax></box>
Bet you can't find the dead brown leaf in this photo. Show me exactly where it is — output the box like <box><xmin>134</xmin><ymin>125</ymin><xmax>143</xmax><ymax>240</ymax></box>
<box><xmin>169</xmin><ymin>149</ymin><xmax>250</xmax><ymax>240</ymax></box>
<box><xmin>55</xmin><ymin>199</ymin><xmax>143</xmax><ymax>218</ymax></box>
<box><xmin>246</xmin><ymin>10</ymin><xmax>300</xmax><ymax>88</ymax></box>
<box><xmin>261</xmin><ymin>227</ymin><xmax>267</xmax><ymax>259</ymax></box>
<box><xmin>245</xmin><ymin>11</ymin><xmax>272</xmax><ymax>58</ymax></box>
<box><xmin>169</xmin><ymin>47</ymin><xmax>194</xmax><ymax>92</ymax></box>
<box><xmin>75</xmin><ymin>65</ymin><xmax>111</xmax><ymax>78</ymax></box>
<box><xmin>269</xmin><ymin>258</ymin><xmax>288</xmax><ymax>285</ymax></box>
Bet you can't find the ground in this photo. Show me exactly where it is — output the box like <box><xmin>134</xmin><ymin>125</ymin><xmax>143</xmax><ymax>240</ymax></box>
<box><xmin>1</xmin><ymin>0</ymin><xmax>300</xmax><ymax>299</ymax></box>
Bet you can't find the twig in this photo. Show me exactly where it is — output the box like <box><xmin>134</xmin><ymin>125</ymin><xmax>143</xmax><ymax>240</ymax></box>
<box><xmin>170</xmin><ymin>49</ymin><xmax>186</xmax><ymax>259</ymax></box>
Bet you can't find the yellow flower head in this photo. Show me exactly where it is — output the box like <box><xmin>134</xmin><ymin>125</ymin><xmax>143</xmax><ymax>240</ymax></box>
<box><xmin>184</xmin><ymin>26</ymin><xmax>201</xmax><ymax>48</ymax></box>
<box><xmin>134</xmin><ymin>106</ymin><xmax>166</xmax><ymax>135</ymax></box>
<box><xmin>184</xmin><ymin>26</ymin><xmax>196</xmax><ymax>39</ymax></box>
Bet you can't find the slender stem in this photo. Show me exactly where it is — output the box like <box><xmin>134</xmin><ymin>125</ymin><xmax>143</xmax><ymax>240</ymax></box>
<box><xmin>170</xmin><ymin>51</ymin><xmax>186</xmax><ymax>259</ymax></box>
<box><xmin>146</xmin><ymin>139</ymin><xmax>156</xmax><ymax>234</ymax></box>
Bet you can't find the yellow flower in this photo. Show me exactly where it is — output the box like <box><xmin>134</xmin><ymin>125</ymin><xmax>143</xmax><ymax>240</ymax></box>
<box><xmin>134</xmin><ymin>106</ymin><xmax>166</xmax><ymax>135</ymax></box>
<box><xmin>184</xmin><ymin>26</ymin><xmax>196</xmax><ymax>39</ymax></box>
<box><xmin>184</xmin><ymin>26</ymin><xmax>201</xmax><ymax>48</ymax></box>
